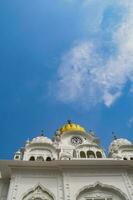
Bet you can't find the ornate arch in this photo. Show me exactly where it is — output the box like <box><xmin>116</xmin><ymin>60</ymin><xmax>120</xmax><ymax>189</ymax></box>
<box><xmin>22</xmin><ymin>184</ymin><xmax>55</xmax><ymax>200</ymax></box>
<box><xmin>76</xmin><ymin>182</ymin><xmax>129</xmax><ymax>200</ymax></box>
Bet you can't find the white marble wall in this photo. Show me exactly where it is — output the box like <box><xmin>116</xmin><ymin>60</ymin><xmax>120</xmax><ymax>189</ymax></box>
<box><xmin>6</xmin><ymin>167</ymin><xmax>133</xmax><ymax>200</ymax></box>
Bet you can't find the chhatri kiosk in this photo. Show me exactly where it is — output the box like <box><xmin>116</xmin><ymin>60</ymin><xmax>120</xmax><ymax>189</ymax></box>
<box><xmin>0</xmin><ymin>121</ymin><xmax>133</xmax><ymax>200</ymax></box>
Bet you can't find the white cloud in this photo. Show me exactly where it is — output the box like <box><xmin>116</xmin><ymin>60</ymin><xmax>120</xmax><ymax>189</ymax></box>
<box><xmin>55</xmin><ymin>0</ymin><xmax>133</xmax><ymax>108</ymax></box>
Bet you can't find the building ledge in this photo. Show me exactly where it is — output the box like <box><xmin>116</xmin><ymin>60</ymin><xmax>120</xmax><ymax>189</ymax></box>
<box><xmin>0</xmin><ymin>159</ymin><xmax>133</xmax><ymax>179</ymax></box>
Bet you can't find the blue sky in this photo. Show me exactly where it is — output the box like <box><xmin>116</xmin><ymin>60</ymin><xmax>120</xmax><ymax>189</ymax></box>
<box><xmin>0</xmin><ymin>0</ymin><xmax>133</xmax><ymax>159</ymax></box>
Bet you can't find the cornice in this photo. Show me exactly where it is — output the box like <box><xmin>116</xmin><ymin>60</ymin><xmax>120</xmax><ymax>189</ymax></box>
<box><xmin>0</xmin><ymin>159</ymin><xmax>133</xmax><ymax>176</ymax></box>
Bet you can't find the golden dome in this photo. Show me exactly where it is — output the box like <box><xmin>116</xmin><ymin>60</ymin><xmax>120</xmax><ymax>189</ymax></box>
<box><xmin>59</xmin><ymin>121</ymin><xmax>86</xmax><ymax>134</ymax></box>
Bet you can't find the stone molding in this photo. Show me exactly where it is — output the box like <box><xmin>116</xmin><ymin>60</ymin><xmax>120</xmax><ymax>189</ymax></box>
<box><xmin>21</xmin><ymin>183</ymin><xmax>55</xmax><ymax>200</ymax></box>
<box><xmin>76</xmin><ymin>181</ymin><xmax>129</xmax><ymax>200</ymax></box>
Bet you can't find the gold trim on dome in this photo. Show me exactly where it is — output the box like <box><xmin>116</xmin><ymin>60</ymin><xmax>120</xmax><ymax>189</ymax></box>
<box><xmin>59</xmin><ymin>121</ymin><xmax>86</xmax><ymax>134</ymax></box>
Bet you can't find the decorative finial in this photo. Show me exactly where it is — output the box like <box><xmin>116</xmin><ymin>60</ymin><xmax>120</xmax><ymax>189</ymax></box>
<box><xmin>55</xmin><ymin>129</ymin><xmax>60</xmax><ymax>135</ymax></box>
<box><xmin>89</xmin><ymin>129</ymin><xmax>95</xmax><ymax>136</ymax></box>
<box><xmin>67</xmin><ymin>120</ymin><xmax>72</xmax><ymax>124</ymax></box>
<box><xmin>26</xmin><ymin>138</ymin><xmax>30</xmax><ymax>143</ymax></box>
<box><xmin>112</xmin><ymin>132</ymin><xmax>117</xmax><ymax>140</ymax></box>
<box><xmin>40</xmin><ymin>129</ymin><xmax>44</xmax><ymax>136</ymax></box>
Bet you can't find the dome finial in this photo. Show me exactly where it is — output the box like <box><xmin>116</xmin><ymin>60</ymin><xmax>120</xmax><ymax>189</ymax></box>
<box><xmin>67</xmin><ymin>119</ymin><xmax>72</xmax><ymax>124</ymax></box>
<box><xmin>26</xmin><ymin>138</ymin><xmax>30</xmax><ymax>144</ymax></box>
<box><xmin>112</xmin><ymin>132</ymin><xmax>117</xmax><ymax>140</ymax></box>
<box><xmin>40</xmin><ymin>129</ymin><xmax>44</xmax><ymax>136</ymax></box>
<box><xmin>89</xmin><ymin>129</ymin><xmax>95</xmax><ymax>136</ymax></box>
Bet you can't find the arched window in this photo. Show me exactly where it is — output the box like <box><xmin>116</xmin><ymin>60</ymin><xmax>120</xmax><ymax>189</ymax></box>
<box><xmin>15</xmin><ymin>155</ymin><xmax>19</xmax><ymax>159</ymax></box>
<box><xmin>80</xmin><ymin>151</ymin><xmax>86</xmax><ymax>158</ymax></box>
<box><xmin>123</xmin><ymin>157</ymin><xmax>127</xmax><ymax>160</ymax></box>
<box><xmin>29</xmin><ymin>156</ymin><xmax>35</xmax><ymax>161</ymax></box>
<box><xmin>22</xmin><ymin>185</ymin><xmax>54</xmax><ymax>200</ymax></box>
<box><xmin>36</xmin><ymin>156</ymin><xmax>44</xmax><ymax>161</ymax></box>
<box><xmin>46</xmin><ymin>157</ymin><xmax>52</xmax><ymax>161</ymax></box>
<box><xmin>96</xmin><ymin>151</ymin><xmax>102</xmax><ymax>158</ymax></box>
<box><xmin>87</xmin><ymin>151</ymin><xmax>95</xmax><ymax>158</ymax></box>
<box><xmin>76</xmin><ymin>183</ymin><xmax>128</xmax><ymax>200</ymax></box>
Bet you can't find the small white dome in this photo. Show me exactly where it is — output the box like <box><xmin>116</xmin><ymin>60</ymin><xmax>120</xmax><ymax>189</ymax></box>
<box><xmin>16</xmin><ymin>150</ymin><xmax>21</xmax><ymax>154</ymax></box>
<box><xmin>30</xmin><ymin>135</ymin><xmax>53</xmax><ymax>145</ymax></box>
<box><xmin>109</xmin><ymin>138</ymin><xmax>132</xmax><ymax>154</ymax></box>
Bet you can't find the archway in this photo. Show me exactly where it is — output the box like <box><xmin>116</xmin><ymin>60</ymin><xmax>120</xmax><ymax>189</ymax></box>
<box><xmin>80</xmin><ymin>151</ymin><xmax>86</xmax><ymax>158</ymax></box>
<box><xmin>96</xmin><ymin>151</ymin><xmax>102</xmax><ymax>158</ymax></box>
<box><xmin>22</xmin><ymin>185</ymin><xmax>54</xmax><ymax>200</ymax></box>
<box><xmin>29</xmin><ymin>156</ymin><xmax>35</xmax><ymax>161</ymax></box>
<box><xmin>87</xmin><ymin>151</ymin><xmax>95</xmax><ymax>158</ymax></box>
<box><xmin>36</xmin><ymin>156</ymin><xmax>44</xmax><ymax>161</ymax></box>
<box><xmin>76</xmin><ymin>182</ymin><xmax>128</xmax><ymax>200</ymax></box>
<box><xmin>46</xmin><ymin>156</ymin><xmax>52</xmax><ymax>161</ymax></box>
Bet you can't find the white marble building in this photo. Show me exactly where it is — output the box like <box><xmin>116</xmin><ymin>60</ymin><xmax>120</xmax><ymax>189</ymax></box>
<box><xmin>0</xmin><ymin>121</ymin><xmax>133</xmax><ymax>200</ymax></box>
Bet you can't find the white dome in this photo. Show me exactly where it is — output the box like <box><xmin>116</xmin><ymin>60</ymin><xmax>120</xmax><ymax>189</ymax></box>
<box><xmin>109</xmin><ymin>138</ymin><xmax>132</xmax><ymax>154</ymax></box>
<box><xmin>30</xmin><ymin>135</ymin><xmax>53</xmax><ymax>145</ymax></box>
<box><xmin>16</xmin><ymin>150</ymin><xmax>21</xmax><ymax>154</ymax></box>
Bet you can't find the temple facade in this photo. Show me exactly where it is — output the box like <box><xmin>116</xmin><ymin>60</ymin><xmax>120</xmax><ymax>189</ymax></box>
<box><xmin>0</xmin><ymin>121</ymin><xmax>133</xmax><ymax>200</ymax></box>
